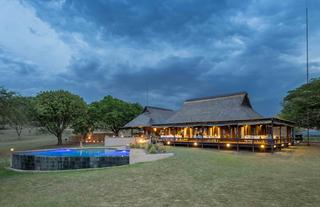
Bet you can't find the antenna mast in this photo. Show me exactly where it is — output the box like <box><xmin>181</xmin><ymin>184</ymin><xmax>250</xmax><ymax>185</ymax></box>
<box><xmin>146</xmin><ymin>83</ymin><xmax>149</xmax><ymax>106</ymax></box>
<box><xmin>306</xmin><ymin>7</ymin><xmax>309</xmax><ymax>84</ymax></box>
<box><xmin>306</xmin><ymin>7</ymin><xmax>310</xmax><ymax>146</ymax></box>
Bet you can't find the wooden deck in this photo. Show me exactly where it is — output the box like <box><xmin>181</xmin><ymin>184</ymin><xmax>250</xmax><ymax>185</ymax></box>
<box><xmin>159</xmin><ymin>137</ymin><xmax>293</xmax><ymax>152</ymax></box>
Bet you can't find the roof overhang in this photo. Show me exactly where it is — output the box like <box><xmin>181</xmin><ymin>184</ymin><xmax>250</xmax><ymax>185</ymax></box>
<box><xmin>152</xmin><ymin>117</ymin><xmax>295</xmax><ymax>128</ymax></box>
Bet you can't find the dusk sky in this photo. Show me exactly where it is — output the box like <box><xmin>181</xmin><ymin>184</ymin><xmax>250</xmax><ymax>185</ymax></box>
<box><xmin>0</xmin><ymin>0</ymin><xmax>319</xmax><ymax>116</ymax></box>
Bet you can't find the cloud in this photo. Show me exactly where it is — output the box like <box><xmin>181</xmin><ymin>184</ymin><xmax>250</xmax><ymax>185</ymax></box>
<box><xmin>0</xmin><ymin>0</ymin><xmax>320</xmax><ymax>117</ymax></box>
<box><xmin>0</xmin><ymin>0</ymin><xmax>72</xmax><ymax>75</ymax></box>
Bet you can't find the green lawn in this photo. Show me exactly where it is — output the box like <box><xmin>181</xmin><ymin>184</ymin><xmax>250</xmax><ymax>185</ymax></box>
<box><xmin>0</xmin><ymin>131</ymin><xmax>319</xmax><ymax>207</ymax></box>
<box><xmin>305</xmin><ymin>136</ymin><xmax>320</xmax><ymax>142</ymax></box>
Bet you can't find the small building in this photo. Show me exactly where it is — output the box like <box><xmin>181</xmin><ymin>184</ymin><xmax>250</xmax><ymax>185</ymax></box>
<box><xmin>123</xmin><ymin>106</ymin><xmax>175</xmax><ymax>137</ymax></box>
<box><xmin>124</xmin><ymin>92</ymin><xmax>295</xmax><ymax>152</ymax></box>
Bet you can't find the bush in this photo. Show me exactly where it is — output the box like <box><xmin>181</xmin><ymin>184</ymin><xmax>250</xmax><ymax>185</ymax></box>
<box><xmin>148</xmin><ymin>144</ymin><xmax>157</xmax><ymax>154</ymax></box>
<box><xmin>129</xmin><ymin>143</ymin><xmax>147</xmax><ymax>149</ymax></box>
<box><xmin>130</xmin><ymin>142</ymin><xmax>167</xmax><ymax>154</ymax></box>
<box><xmin>146</xmin><ymin>143</ymin><xmax>167</xmax><ymax>154</ymax></box>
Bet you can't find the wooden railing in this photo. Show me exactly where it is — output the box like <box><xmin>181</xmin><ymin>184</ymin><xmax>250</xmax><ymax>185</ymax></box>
<box><xmin>158</xmin><ymin>137</ymin><xmax>293</xmax><ymax>152</ymax></box>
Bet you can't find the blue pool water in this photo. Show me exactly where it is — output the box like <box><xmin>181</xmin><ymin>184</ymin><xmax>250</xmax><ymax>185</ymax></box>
<box><xmin>17</xmin><ymin>148</ymin><xmax>130</xmax><ymax>157</ymax></box>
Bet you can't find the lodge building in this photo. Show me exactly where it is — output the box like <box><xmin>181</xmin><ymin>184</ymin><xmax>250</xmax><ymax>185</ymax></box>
<box><xmin>124</xmin><ymin>92</ymin><xmax>295</xmax><ymax>152</ymax></box>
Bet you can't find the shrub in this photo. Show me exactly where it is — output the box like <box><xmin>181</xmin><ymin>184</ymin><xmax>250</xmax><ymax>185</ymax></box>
<box><xmin>157</xmin><ymin>145</ymin><xmax>167</xmax><ymax>153</ymax></box>
<box><xmin>129</xmin><ymin>143</ymin><xmax>146</xmax><ymax>149</ymax></box>
<box><xmin>145</xmin><ymin>143</ymin><xmax>167</xmax><ymax>154</ymax></box>
<box><xmin>148</xmin><ymin>144</ymin><xmax>158</xmax><ymax>154</ymax></box>
<box><xmin>130</xmin><ymin>142</ymin><xmax>167</xmax><ymax>154</ymax></box>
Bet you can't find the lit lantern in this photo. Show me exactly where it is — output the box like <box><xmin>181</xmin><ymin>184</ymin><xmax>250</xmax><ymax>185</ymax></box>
<box><xmin>226</xmin><ymin>143</ymin><xmax>231</xmax><ymax>148</ymax></box>
<box><xmin>273</xmin><ymin>145</ymin><xmax>277</xmax><ymax>148</ymax></box>
<box><xmin>260</xmin><ymin>145</ymin><xmax>265</xmax><ymax>149</ymax></box>
<box><xmin>281</xmin><ymin>144</ymin><xmax>284</xmax><ymax>147</ymax></box>
<box><xmin>167</xmin><ymin>141</ymin><xmax>171</xmax><ymax>145</ymax></box>
<box><xmin>10</xmin><ymin>148</ymin><xmax>14</xmax><ymax>152</ymax></box>
<box><xmin>194</xmin><ymin>142</ymin><xmax>198</xmax><ymax>146</ymax></box>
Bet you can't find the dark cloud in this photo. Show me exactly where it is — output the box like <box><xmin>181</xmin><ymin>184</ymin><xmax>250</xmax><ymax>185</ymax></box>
<box><xmin>1</xmin><ymin>0</ymin><xmax>320</xmax><ymax>117</ymax></box>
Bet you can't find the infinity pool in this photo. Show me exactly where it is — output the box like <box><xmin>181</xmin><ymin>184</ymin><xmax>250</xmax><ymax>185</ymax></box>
<box><xmin>18</xmin><ymin>148</ymin><xmax>130</xmax><ymax>157</ymax></box>
<box><xmin>11</xmin><ymin>148</ymin><xmax>130</xmax><ymax>171</ymax></box>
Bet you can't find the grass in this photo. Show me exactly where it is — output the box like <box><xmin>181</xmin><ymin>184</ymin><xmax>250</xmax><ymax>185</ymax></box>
<box><xmin>305</xmin><ymin>136</ymin><xmax>320</xmax><ymax>142</ymax></box>
<box><xmin>0</xmin><ymin>130</ymin><xmax>319</xmax><ymax>207</ymax></box>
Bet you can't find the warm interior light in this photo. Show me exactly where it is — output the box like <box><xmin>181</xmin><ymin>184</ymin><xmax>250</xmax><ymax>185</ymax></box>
<box><xmin>167</xmin><ymin>141</ymin><xmax>171</xmax><ymax>145</ymax></box>
<box><xmin>153</xmin><ymin>128</ymin><xmax>157</xmax><ymax>132</ymax></box>
<box><xmin>194</xmin><ymin>142</ymin><xmax>198</xmax><ymax>146</ymax></box>
<box><xmin>226</xmin><ymin>143</ymin><xmax>231</xmax><ymax>147</ymax></box>
<box><xmin>260</xmin><ymin>145</ymin><xmax>265</xmax><ymax>149</ymax></box>
<box><xmin>281</xmin><ymin>144</ymin><xmax>284</xmax><ymax>147</ymax></box>
<box><xmin>138</xmin><ymin>138</ymin><xmax>147</xmax><ymax>144</ymax></box>
<box><xmin>274</xmin><ymin>145</ymin><xmax>276</xmax><ymax>148</ymax></box>
<box><xmin>10</xmin><ymin>148</ymin><xmax>14</xmax><ymax>152</ymax></box>
<box><xmin>288</xmin><ymin>142</ymin><xmax>291</xmax><ymax>146</ymax></box>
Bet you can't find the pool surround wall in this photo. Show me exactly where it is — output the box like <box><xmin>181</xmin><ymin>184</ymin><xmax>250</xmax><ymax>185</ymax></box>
<box><xmin>11</xmin><ymin>148</ymin><xmax>129</xmax><ymax>171</ymax></box>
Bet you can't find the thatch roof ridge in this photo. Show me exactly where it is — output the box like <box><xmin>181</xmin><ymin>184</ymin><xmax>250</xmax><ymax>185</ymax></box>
<box><xmin>164</xmin><ymin>92</ymin><xmax>263</xmax><ymax>124</ymax></box>
<box><xmin>185</xmin><ymin>91</ymin><xmax>248</xmax><ymax>102</ymax></box>
<box><xmin>144</xmin><ymin>106</ymin><xmax>174</xmax><ymax>112</ymax></box>
<box><xmin>123</xmin><ymin>105</ymin><xmax>175</xmax><ymax>128</ymax></box>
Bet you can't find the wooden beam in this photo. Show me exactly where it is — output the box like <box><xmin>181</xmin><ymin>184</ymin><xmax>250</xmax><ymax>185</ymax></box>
<box><xmin>271</xmin><ymin>120</ymin><xmax>274</xmax><ymax>153</ymax></box>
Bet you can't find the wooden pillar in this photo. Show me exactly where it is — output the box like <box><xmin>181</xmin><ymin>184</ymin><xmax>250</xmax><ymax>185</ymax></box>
<box><xmin>237</xmin><ymin>139</ymin><xmax>239</xmax><ymax>152</ymax></box>
<box><xmin>252</xmin><ymin>138</ymin><xmax>255</xmax><ymax>152</ymax></box>
<box><xmin>279</xmin><ymin>125</ymin><xmax>282</xmax><ymax>150</ymax></box>
<box><xmin>271</xmin><ymin>120</ymin><xmax>274</xmax><ymax>153</ymax></box>
<box><xmin>292</xmin><ymin>127</ymin><xmax>295</xmax><ymax>145</ymax></box>
<box><xmin>201</xmin><ymin>126</ymin><xmax>204</xmax><ymax>137</ymax></box>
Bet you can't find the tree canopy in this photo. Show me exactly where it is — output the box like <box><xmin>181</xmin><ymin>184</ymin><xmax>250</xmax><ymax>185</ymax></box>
<box><xmin>0</xmin><ymin>87</ymin><xmax>15</xmax><ymax>126</ymax></box>
<box><xmin>34</xmin><ymin>90</ymin><xmax>87</xmax><ymax>145</ymax></box>
<box><xmin>280</xmin><ymin>78</ymin><xmax>320</xmax><ymax>129</ymax></box>
<box><xmin>1</xmin><ymin>87</ymin><xmax>143</xmax><ymax>141</ymax></box>
<box><xmin>72</xmin><ymin>107</ymin><xmax>94</xmax><ymax>138</ymax></box>
<box><xmin>7</xmin><ymin>96</ymin><xmax>34</xmax><ymax>138</ymax></box>
<box><xmin>90</xmin><ymin>95</ymin><xmax>143</xmax><ymax>135</ymax></box>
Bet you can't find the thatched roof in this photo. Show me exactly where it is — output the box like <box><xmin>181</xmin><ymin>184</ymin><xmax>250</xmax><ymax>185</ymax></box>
<box><xmin>123</xmin><ymin>106</ymin><xmax>175</xmax><ymax>128</ymax></box>
<box><xmin>164</xmin><ymin>92</ymin><xmax>263</xmax><ymax>125</ymax></box>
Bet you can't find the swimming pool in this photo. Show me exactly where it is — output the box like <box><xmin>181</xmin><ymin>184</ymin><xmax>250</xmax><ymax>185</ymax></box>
<box><xmin>11</xmin><ymin>148</ymin><xmax>130</xmax><ymax>171</ymax></box>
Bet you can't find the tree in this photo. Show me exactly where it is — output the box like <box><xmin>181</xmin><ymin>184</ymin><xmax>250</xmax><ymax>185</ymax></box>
<box><xmin>0</xmin><ymin>87</ymin><xmax>15</xmax><ymax>127</ymax></box>
<box><xmin>280</xmin><ymin>78</ymin><xmax>320</xmax><ymax>129</ymax></box>
<box><xmin>72</xmin><ymin>108</ymin><xmax>94</xmax><ymax>139</ymax></box>
<box><xmin>34</xmin><ymin>90</ymin><xmax>87</xmax><ymax>145</ymax></box>
<box><xmin>7</xmin><ymin>96</ymin><xmax>34</xmax><ymax>138</ymax></box>
<box><xmin>90</xmin><ymin>96</ymin><xmax>143</xmax><ymax>136</ymax></box>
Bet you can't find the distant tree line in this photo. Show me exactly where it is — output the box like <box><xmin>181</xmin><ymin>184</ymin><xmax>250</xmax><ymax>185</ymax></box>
<box><xmin>0</xmin><ymin>87</ymin><xmax>143</xmax><ymax>145</ymax></box>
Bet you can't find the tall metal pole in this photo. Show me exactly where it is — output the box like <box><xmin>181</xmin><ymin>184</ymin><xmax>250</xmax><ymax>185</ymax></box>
<box><xmin>306</xmin><ymin>8</ymin><xmax>309</xmax><ymax>84</ymax></box>
<box><xmin>306</xmin><ymin>7</ymin><xmax>310</xmax><ymax>146</ymax></box>
<box><xmin>146</xmin><ymin>83</ymin><xmax>149</xmax><ymax>106</ymax></box>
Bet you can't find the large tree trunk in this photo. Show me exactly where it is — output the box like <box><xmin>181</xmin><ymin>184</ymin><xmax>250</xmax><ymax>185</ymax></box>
<box><xmin>57</xmin><ymin>132</ymin><xmax>63</xmax><ymax>145</ymax></box>
<box><xmin>15</xmin><ymin>125</ymin><xmax>22</xmax><ymax>140</ymax></box>
<box><xmin>113</xmin><ymin>129</ymin><xmax>119</xmax><ymax>137</ymax></box>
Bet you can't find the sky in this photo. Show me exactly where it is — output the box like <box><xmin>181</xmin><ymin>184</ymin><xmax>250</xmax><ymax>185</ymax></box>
<box><xmin>0</xmin><ymin>0</ymin><xmax>319</xmax><ymax>117</ymax></box>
